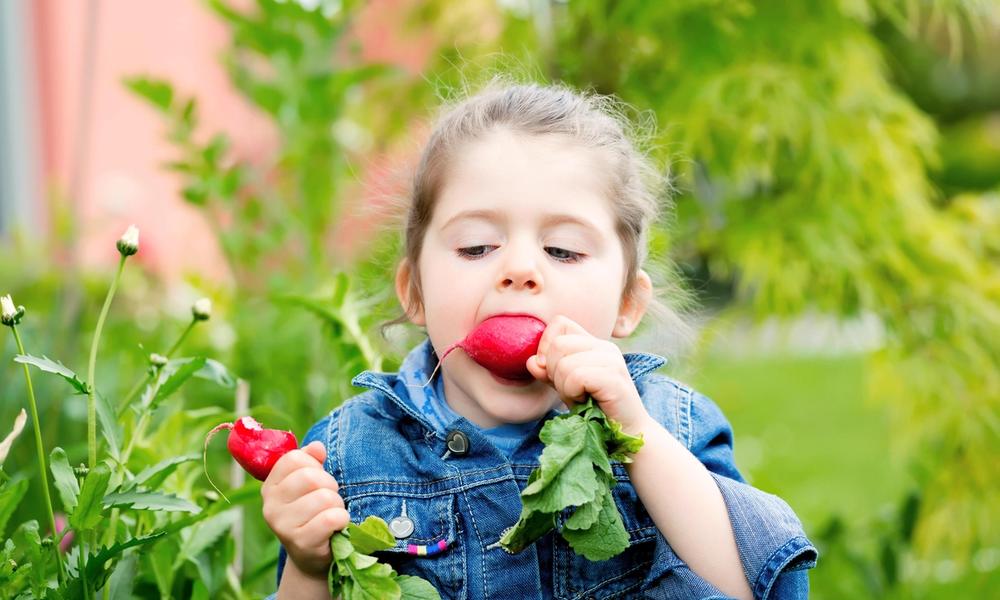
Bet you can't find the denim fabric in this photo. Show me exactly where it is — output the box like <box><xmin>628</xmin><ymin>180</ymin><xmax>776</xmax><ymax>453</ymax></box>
<box><xmin>271</xmin><ymin>342</ymin><xmax>817</xmax><ymax>599</ymax></box>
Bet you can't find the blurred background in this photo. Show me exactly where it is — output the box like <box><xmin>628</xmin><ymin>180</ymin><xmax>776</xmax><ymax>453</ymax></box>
<box><xmin>1</xmin><ymin>0</ymin><xmax>998</xmax><ymax>597</ymax></box>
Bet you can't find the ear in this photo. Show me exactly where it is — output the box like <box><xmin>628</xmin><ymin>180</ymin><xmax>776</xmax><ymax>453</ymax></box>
<box><xmin>612</xmin><ymin>269</ymin><xmax>652</xmax><ymax>338</ymax></box>
<box><xmin>394</xmin><ymin>258</ymin><xmax>426</xmax><ymax>326</ymax></box>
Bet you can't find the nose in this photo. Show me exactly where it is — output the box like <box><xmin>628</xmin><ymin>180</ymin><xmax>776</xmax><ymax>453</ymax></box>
<box><xmin>498</xmin><ymin>242</ymin><xmax>543</xmax><ymax>292</ymax></box>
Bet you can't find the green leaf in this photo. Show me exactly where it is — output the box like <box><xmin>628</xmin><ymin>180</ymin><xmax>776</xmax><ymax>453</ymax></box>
<box><xmin>123</xmin><ymin>76</ymin><xmax>174</xmax><ymax>112</ymax></box>
<box><xmin>561</xmin><ymin>482</ymin><xmax>630</xmax><ymax>562</ymax></box>
<box><xmin>70</xmin><ymin>462</ymin><xmax>112</xmax><ymax>531</ymax></box>
<box><xmin>50</xmin><ymin>447</ymin><xmax>80</xmax><ymax>512</ymax></box>
<box><xmin>331</xmin><ymin>532</ymin><xmax>355</xmax><ymax>561</ymax></box>
<box><xmin>153</xmin><ymin>357</ymin><xmax>208</xmax><ymax>406</ymax></box>
<box><xmin>345</xmin><ymin>516</ymin><xmax>395</xmax><ymax>554</ymax></box>
<box><xmin>103</xmin><ymin>491</ymin><xmax>201</xmax><ymax>514</ymax></box>
<box><xmin>106</xmin><ymin>552</ymin><xmax>138</xmax><ymax>600</ymax></box>
<box><xmin>397</xmin><ymin>575</ymin><xmax>441</xmax><ymax>600</ymax></box>
<box><xmin>0</xmin><ymin>479</ymin><xmax>29</xmax><ymax>535</ymax></box>
<box><xmin>194</xmin><ymin>358</ymin><xmax>237</xmax><ymax>388</ymax></box>
<box><xmin>85</xmin><ymin>531</ymin><xmax>166</xmax><ymax>587</ymax></box>
<box><xmin>180</xmin><ymin>509</ymin><xmax>238</xmax><ymax>562</ymax></box>
<box><xmin>13</xmin><ymin>354</ymin><xmax>88</xmax><ymax>394</ymax></box>
<box><xmin>96</xmin><ymin>391</ymin><xmax>123</xmax><ymax>461</ymax></box>
<box><xmin>500</xmin><ymin>398</ymin><xmax>641</xmax><ymax>559</ymax></box>
<box><xmin>126</xmin><ymin>453</ymin><xmax>200</xmax><ymax>491</ymax></box>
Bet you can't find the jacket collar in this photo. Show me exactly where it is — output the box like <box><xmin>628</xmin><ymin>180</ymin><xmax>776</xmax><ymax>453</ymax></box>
<box><xmin>351</xmin><ymin>338</ymin><xmax>667</xmax><ymax>437</ymax></box>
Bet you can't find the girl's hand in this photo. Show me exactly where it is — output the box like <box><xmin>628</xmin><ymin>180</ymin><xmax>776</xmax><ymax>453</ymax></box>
<box><xmin>526</xmin><ymin>315</ymin><xmax>651</xmax><ymax>434</ymax></box>
<box><xmin>262</xmin><ymin>441</ymin><xmax>350</xmax><ymax>580</ymax></box>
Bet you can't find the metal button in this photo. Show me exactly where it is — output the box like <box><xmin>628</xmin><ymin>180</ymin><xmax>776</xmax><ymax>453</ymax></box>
<box><xmin>389</xmin><ymin>516</ymin><xmax>414</xmax><ymax>539</ymax></box>
<box><xmin>445</xmin><ymin>430</ymin><xmax>470</xmax><ymax>456</ymax></box>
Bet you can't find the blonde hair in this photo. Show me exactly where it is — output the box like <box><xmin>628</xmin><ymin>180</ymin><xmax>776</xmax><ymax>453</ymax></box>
<box><xmin>382</xmin><ymin>75</ymin><xmax>694</xmax><ymax>354</ymax></box>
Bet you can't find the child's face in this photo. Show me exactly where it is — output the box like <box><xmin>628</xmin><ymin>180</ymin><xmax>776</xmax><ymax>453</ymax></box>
<box><xmin>397</xmin><ymin>128</ymin><xmax>650</xmax><ymax>428</ymax></box>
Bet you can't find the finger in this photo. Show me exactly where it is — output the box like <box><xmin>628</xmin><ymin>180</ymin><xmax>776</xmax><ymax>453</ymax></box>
<box><xmin>273</xmin><ymin>465</ymin><xmax>339</xmax><ymax>504</ymax></box>
<box><xmin>543</xmin><ymin>334</ymin><xmax>598</xmax><ymax>382</ymax></box>
<box><xmin>526</xmin><ymin>353</ymin><xmax>548</xmax><ymax>382</ymax></box>
<box><xmin>260</xmin><ymin>450</ymin><xmax>323</xmax><ymax>494</ymax></box>
<box><xmin>535</xmin><ymin>315</ymin><xmax>579</xmax><ymax>362</ymax></box>
<box><xmin>551</xmin><ymin>352</ymin><xmax>603</xmax><ymax>403</ymax></box>
<box><xmin>273</xmin><ymin>486</ymin><xmax>345</xmax><ymax>533</ymax></box>
<box><xmin>295</xmin><ymin>506</ymin><xmax>352</xmax><ymax>549</ymax></box>
<box><xmin>303</xmin><ymin>441</ymin><xmax>326</xmax><ymax>464</ymax></box>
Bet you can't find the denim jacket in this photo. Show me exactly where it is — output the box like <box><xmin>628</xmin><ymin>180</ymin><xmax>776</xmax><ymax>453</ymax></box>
<box><xmin>273</xmin><ymin>345</ymin><xmax>817</xmax><ymax>599</ymax></box>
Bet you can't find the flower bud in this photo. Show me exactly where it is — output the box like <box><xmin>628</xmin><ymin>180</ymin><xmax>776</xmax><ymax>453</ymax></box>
<box><xmin>74</xmin><ymin>464</ymin><xmax>89</xmax><ymax>478</ymax></box>
<box><xmin>1</xmin><ymin>294</ymin><xmax>25</xmax><ymax>326</ymax></box>
<box><xmin>116</xmin><ymin>224</ymin><xmax>140</xmax><ymax>256</ymax></box>
<box><xmin>149</xmin><ymin>353</ymin><xmax>168</xmax><ymax>367</ymax></box>
<box><xmin>192</xmin><ymin>298</ymin><xmax>212</xmax><ymax>321</ymax></box>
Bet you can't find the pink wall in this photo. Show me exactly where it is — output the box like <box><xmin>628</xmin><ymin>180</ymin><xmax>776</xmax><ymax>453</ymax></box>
<box><xmin>31</xmin><ymin>0</ymin><xmax>435</xmax><ymax>283</ymax></box>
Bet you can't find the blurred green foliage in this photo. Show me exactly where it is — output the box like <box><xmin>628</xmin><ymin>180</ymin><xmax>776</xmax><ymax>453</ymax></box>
<box><xmin>1</xmin><ymin>0</ymin><xmax>998</xmax><ymax>597</ymax></box>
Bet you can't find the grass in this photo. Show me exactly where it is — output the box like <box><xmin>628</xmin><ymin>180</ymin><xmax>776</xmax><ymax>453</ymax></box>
<box><xmin>683</xmin><ymin>352</ymin><xmax>906</xmax><ymax>544</ymax></box>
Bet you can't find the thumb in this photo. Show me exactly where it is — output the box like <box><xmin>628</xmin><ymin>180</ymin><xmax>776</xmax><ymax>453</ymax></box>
<box><xmin>303</xmin><ymin>441</ymin><xmax>326</xmax><ymax>465</ymax></box>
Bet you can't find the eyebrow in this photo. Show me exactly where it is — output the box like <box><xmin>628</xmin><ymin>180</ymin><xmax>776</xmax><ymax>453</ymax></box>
<box><xmin>440</xmin><ymin>209</ymin><xmax>604</xmax><ymax>236</ymax></box>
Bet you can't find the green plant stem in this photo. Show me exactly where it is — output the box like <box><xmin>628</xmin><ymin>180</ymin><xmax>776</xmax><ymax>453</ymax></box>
<box><xmin>116</xmin><ymin>318</ymin><xmax>196</xmax><ymax>418</ymax></box>
<box><xmin>87</xmin><ymin>255</ymin><xmax>127</xmax><ymax>468</ymax></box>
<box><xmin>11</xmin><ymin>325</ymin><xmax>66</xmax><ymax>583</ymax></box>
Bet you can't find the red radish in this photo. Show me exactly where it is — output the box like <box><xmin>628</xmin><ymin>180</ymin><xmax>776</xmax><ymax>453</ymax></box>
<box><xmin>204</xmin><ymin>417</ymin><xmax>298</xmax><ymax>500</ymax></box>
<box><xmin>434</xmin><ymin>315</ymin><xmax>546</xmax><ymax>381</ymax></box>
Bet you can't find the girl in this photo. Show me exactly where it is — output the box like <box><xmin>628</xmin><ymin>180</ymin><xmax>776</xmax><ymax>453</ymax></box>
<box><xmin>263</xmin><ymin>81</ymin><xmax>817</xmax><ymax>599</ymax></box>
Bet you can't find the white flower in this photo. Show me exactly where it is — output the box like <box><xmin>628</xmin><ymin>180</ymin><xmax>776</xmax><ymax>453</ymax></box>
<box><xmin>192</xmin><ymin>298</ymin><xmax>212</xmax><ymax>321</ymax></box>
<box><xmin>116</xmin><ymin>224</ymin><xmax>140</xmax><ymax>256</ymax></box>
<box><xmin>1</xmin><ymin>294</ymin><xmax>23</xmax><ymax>326</ymax></box>
<box><xmin>149</xmin><ymin>353</ymin><xmax>169</xmax><ymax>367</ymax></box>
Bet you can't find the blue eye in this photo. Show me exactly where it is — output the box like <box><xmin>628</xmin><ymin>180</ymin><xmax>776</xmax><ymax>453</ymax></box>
<box><xmin>457</xmin><ymin>245</ymin><xmax>496</xmax><ymax>259</ymax></box>
<box><xmin>545</xmin><ymin>247</ymin><xmax>582</xmax><ymax>262</ymax></box>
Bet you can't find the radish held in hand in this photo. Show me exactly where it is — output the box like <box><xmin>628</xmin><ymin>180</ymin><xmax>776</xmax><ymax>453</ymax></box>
<box><xmin>435</xmin><ymin>314</ymin><xmax>546</xmax><ymax>381</ymax></box>
<box><xmin>204</xmin><ymin>416</ymin><xmax>298</xmax><ymax>501</ymax></box>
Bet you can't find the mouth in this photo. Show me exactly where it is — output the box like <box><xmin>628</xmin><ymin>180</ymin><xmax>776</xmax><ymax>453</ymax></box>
<box><xmin>479</xmin><ymin>311</ymin><xmax>546</xmax><ymax>325</ymax></box>
<box><xmin>489</xmin><ymin>371</ymin><xmax>535</xmax><ymax>387</ymax></box>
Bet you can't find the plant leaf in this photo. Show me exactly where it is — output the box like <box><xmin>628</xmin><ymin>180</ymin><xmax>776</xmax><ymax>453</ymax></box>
<box><xmin>103</xmin><ymin>491</ymin><xmax>201</xmax><ymax>514</ymax></box>
<box><xmin>153</xmin><ymin>357</ymin><xmax>208</xmax><ymax>407</ymax></box>
<box><xmin>125</xmin><ymin>453</ymin><xmax>200</xmax><ymax>491</ymax></box>
<box><xmin>50</xmin><ymin>447</ymin><xmax>80</xmax><ymax>512</ymax></box>
<box><xmin>13</xmin><ymin>354</ymin><xmax>88</xmax><ymax>395</ymax></box>
<box><xmin>96</xmin><ymin>391</ymin><xmax>123</xmax><ymax>461</ymax></box>
<box><xmin>397</xmin><ymin>575</ymin><xmax>441</xmax><ymax>600</ymax></box>
<box><xmin>123</xmin><ymin>76</ymin><xmax>174</xmax><ymax>112</ymax></box>
<box><xmin>70</xmin><ymin>462</ymin><xmax>112</xmax><ymax>531</ymax></box>
<box><xmin>85</xmin><ymin>531</ymin><xmax>166</xmax><ymax>587</ymax></box>
<box><xmin>194</xmin><ymin>358</ymin><xmax>236</xmax><ymax>388</ymax></box>
<box><xmin>560</xmin><ymin>481</ymin><xmax>630</xmax><ymax>562</ymax></box>
<box><xmin>345</xmin><ymin>517</ymin><xmax>395</xmax><ymax>555</ymax></box>
<box><xmin>106</xmin><ymin>551</ymin><xmax>138</xmax><ymax>600</ymax></box>
<box><xmin>0</xmin><ymin>479</ymin><xmax>29</xmax><ymax>535</ymax></box>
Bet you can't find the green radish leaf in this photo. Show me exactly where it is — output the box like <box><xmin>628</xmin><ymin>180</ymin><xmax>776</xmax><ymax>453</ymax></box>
<box><xmin>96</xmin><ymin>390</ymin><xmax>123</xmax><ymax>461</ymax></box>
<box><xmin>71</xmin><ymin>462</ymin><xmax>112</xmax><ymax>531</ymax></box>
<box><xmin>13</xmin><ymin>354</ymin><xmax>88</xmax><ymax>395</ymax></box>
<box><xmin>125</xmin><ymin>453</ymin><xmax>200</xmax><ymax>491</ymax></box>
<box><xmin>500</xmin><ymin>399</ymin><xmax>641</xmax><ymax>559</ymax></box>
<box><xmin>49</xmin><ymin>447</ymin><xmax>80</xmax><ymax>512</ymax></box>
<box><xmin>397</xmin><ymin>574</ymin><xmax>441</xmax><ymax>599</ymax></box>
<box><xmin>345</xmin><ymin>517</ymin><xmax>395</xmax><ymax>554</ymax></box>
<box><xmin>0</xmin><ymin>479</ymin><xmax>29</xmax><ymax>535</ymax></box>
<box><xmin>103</xmin><ymin>490</ymin><xmax>201</xmax><ymax>513</ymax></box>
<box><xmin>328</xmin><ymin>518</ymin><xmax>439</xmax><ymax>600</ymax></box>
<box><xmin>561</xmin><ymin>481</ymin><xmax>630</xmax><ymax>562</ymax></box>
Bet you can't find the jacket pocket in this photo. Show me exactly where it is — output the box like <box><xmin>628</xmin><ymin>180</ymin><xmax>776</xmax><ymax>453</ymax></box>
<box><xmin>552</xmin><ymin>481</ymin><xmax>657</xmax><ymax>599</ymax></box>
<box><xmin>345</xmin><ymin>493</ymin><xmax>466</xmax><ymax>600</ymax></box>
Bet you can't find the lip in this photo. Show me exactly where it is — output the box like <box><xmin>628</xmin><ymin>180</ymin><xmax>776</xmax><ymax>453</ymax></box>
<box><xmin>479</xmin><ymin>311</ymin><xmax>546</xmax><ymax>325</ymax></box>
<box><xmin>489</xmin><ymin>371</ymin><xmax>535</xmax><ymax>387</ymax></box>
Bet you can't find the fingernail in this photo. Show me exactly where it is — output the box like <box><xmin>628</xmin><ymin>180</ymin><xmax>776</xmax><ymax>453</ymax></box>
<box><xmin>536</xmin><ymin>354</ymin><xmax>546</xmax><ymax>367</ymax></box>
